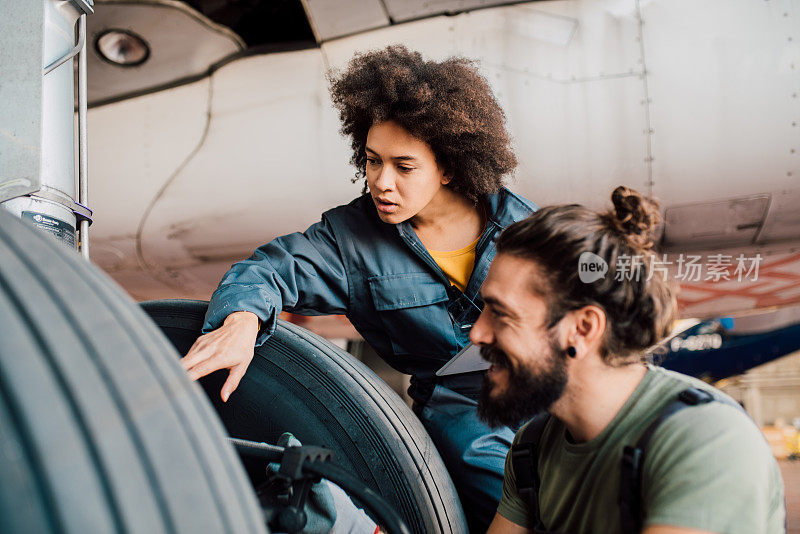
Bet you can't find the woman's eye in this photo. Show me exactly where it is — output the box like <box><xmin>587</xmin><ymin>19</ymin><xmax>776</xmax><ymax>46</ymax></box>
<box><xmin>367</xmin><ymin>158</ymin><xmax>380</xmax><ymax>166</ymax></box>
<box><xmin>398</xmin><ymin>165</ymin><xmax>413</xmax><ymax>173</ymax></box>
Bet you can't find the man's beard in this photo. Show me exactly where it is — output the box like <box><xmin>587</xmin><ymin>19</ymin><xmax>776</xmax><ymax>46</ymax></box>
<box><xmin>477</xmin><ymin>339</ymin><xmax>568</xmax><ymax>428</ymax></box>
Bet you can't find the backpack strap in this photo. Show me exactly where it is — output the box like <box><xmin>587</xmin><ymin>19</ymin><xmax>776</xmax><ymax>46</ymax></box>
<box><xmin>510</xmin><ymin>412</ymin><xmax>551</xmax><ymax>532</ymax></box>
<box><xmin>618</xmin><ymin>387</ymin><xmax>742</xmax><ymax>534</ymax></box>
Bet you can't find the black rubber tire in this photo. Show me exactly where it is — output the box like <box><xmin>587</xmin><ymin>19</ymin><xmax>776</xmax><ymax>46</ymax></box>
<box><xmin>0</xmin><ymin>211</ymin><xmax>268</xmax><ymax>534</ymax></box>
<box><xmin>142</xmin><ymin>299</ymin><xmax>468</xmax><ymax>534</ymax></box>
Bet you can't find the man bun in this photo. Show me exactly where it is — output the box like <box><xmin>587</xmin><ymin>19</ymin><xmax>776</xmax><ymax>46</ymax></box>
<box><xmin>603</xmin><ymin>186</ymin><xmax>661</xmax><ymax>251</ymax></box>
<box><xmin>496</xmin><ymin>186</ymin><xmax>675</xmax><ymax>365</ymax></box>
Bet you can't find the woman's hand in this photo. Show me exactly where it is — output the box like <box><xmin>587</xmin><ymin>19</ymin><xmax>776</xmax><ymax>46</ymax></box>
<box><xmin>180</xmin><ymin>311</ymin><xmax>260</xmax><ymax>402</ymax></box>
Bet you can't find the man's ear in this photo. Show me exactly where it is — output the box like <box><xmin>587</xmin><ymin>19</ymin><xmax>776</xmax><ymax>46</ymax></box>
<box><xmin>567</xmin><ymin>305</ymin><xmax>607</xmax><ymax>358</ymax></box>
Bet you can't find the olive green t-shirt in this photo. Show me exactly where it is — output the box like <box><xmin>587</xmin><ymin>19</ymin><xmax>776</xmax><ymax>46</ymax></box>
<box><xmin>497</xmin><ymin>366</ymin><xmax>785</xmax><ymax>533</ymax></box>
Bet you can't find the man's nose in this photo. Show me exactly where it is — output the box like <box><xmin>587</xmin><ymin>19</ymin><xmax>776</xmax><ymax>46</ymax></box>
<box><xmin>469</xmin><ymin>310</ymin><xmax>493</xmax><ymax>346</ymax></box>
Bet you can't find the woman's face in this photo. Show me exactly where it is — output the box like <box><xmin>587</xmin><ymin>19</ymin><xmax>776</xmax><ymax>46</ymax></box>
<box><xmin>365</xmin><ymin>120</ymin><xmax>452</xmax><ymax>224</ymax></box>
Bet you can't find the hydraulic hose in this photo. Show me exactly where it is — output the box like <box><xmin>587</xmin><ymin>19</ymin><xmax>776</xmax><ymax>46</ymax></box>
<box><xmin>303</xmin><ymin>459</ymin><xmax>412</xmax><ymax>534</ymax></box>
<box><xmin>229</xmin><ymin>437</ymin><xmax>412</xmax><ymax>534</ymax></box>
<box><xmin>229</xmin><ymin>437</ymin><xmax>283</xmax><ymax>462</ymax></box>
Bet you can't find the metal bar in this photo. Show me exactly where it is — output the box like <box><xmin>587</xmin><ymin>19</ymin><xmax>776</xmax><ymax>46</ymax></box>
<box><xmin>77</xmin><ymin>14</ymin><xmax>89</xmax><ymax>259</ymax></box>
<box><xmin>43</xmin><ymin>18</ymin><xmax>85</xmax><ymax>76</ymax></box>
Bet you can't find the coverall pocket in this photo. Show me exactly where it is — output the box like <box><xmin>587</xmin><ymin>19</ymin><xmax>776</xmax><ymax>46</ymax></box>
<box><xmin>367</xmin><ymin>273</ymin><xmax>456</xmax><ymax>356</ymax></box>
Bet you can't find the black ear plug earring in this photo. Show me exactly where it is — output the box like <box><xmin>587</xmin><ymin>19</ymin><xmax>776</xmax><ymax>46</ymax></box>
<box><xmin>566</xmin><ymin>346</ymin><xmax>577</xmax><ymax>358</ymax></box>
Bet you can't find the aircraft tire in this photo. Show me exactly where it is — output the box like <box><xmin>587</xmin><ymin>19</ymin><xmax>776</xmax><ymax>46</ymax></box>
<box><xmin>142</xmin><ymin>299</ymin><xmax>468</xmax><ymax>534</ymax></box>
<box><xmin>0</xmin><ymin>212</ymin><xmax>268</xmax><ymax>534</ymax></box>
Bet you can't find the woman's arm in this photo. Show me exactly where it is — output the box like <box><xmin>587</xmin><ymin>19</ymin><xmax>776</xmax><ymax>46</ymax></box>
<box><xmin>204</xmin><ymin>213</ymin><xmax>350</xmax><ymax>339</ymax></box>
<box><xmin>182</xmin><ymin>213</ymin><xmax>350</xmax><ymax>400</ymax></box>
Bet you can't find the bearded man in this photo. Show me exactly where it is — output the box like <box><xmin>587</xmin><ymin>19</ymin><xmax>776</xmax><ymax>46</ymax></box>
<box><xmin>473</xmin><ymin>187</ymin><xmax>785</xmax><ymax>534</ymax></box>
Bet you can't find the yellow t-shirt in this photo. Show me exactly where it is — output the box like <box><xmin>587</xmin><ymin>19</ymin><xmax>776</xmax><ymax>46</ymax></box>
<box><xmin>429</xmin><ymin>237</ymin><xmax>479</xmax><ymax>292</ymax></box>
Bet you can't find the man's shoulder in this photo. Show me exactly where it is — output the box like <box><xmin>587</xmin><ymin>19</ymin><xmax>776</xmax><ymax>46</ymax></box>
<box><xmin>642</xmin><ymin>365</ymin><xmax>740</xmax><ymax>406</ymax></box>
<box><xmin>650</xmin><ymin>390</ymin><xmax>762</xmax><ymax>453</ymax></box>
<box><xmin>640</xmin><ymin>371</ymin><xmax>784</xmax><ymax>533</ymax></box>
<box><xmin>633</xmin><ymin>366</ymin><xmax>751</xmax><ymax>442</ymax></box>
<box><xmin>640</xmin><ymin>367</ymin><xmax>776</xmax><ymax>494</ymax></box>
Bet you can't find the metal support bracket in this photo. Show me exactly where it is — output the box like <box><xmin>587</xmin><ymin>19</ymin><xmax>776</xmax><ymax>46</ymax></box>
<box><xmin>29</xmin><ymin>190</ymin><xmax>93</xmax><ymax>226</ymax></box>
<box><xmin>270</xmin><ymin>445</ymin><xmax>334</xmax><ymax>533</ymax></box>
<box><xmin>42</xmin><ymin>1</ymin><xmax>93</xmax><ymax>76</ymax></box>
<box><xmin>43</xmin><ymin>22</ymin><xmax>84</xmax><ymax>75</ymax></box>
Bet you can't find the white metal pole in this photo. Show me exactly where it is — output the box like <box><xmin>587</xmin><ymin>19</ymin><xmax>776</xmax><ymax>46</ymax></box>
<box><xmin>77</xmin><ymin>14</ymin><xmax>89</xmax><ymax>260</ymax></box>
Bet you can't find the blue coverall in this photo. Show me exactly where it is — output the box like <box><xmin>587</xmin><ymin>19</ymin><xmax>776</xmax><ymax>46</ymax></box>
<box><xmin>203</xmin><ymin>189</ymin><xmax>536</xmax><ymax>529</ymax></box>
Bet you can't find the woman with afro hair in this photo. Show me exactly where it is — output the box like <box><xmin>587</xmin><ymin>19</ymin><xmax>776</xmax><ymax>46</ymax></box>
<box><xmin>182</xmin><ymin>45</ymin><xmax>537</xmax><ymax>529</ymax></box>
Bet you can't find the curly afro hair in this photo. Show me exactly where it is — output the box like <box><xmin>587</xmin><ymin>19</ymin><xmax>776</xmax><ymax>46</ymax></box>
<box><xmin>328</xmin><ymin>45</ymin><xmax>517</xmax><ymax>203</ymax></box>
